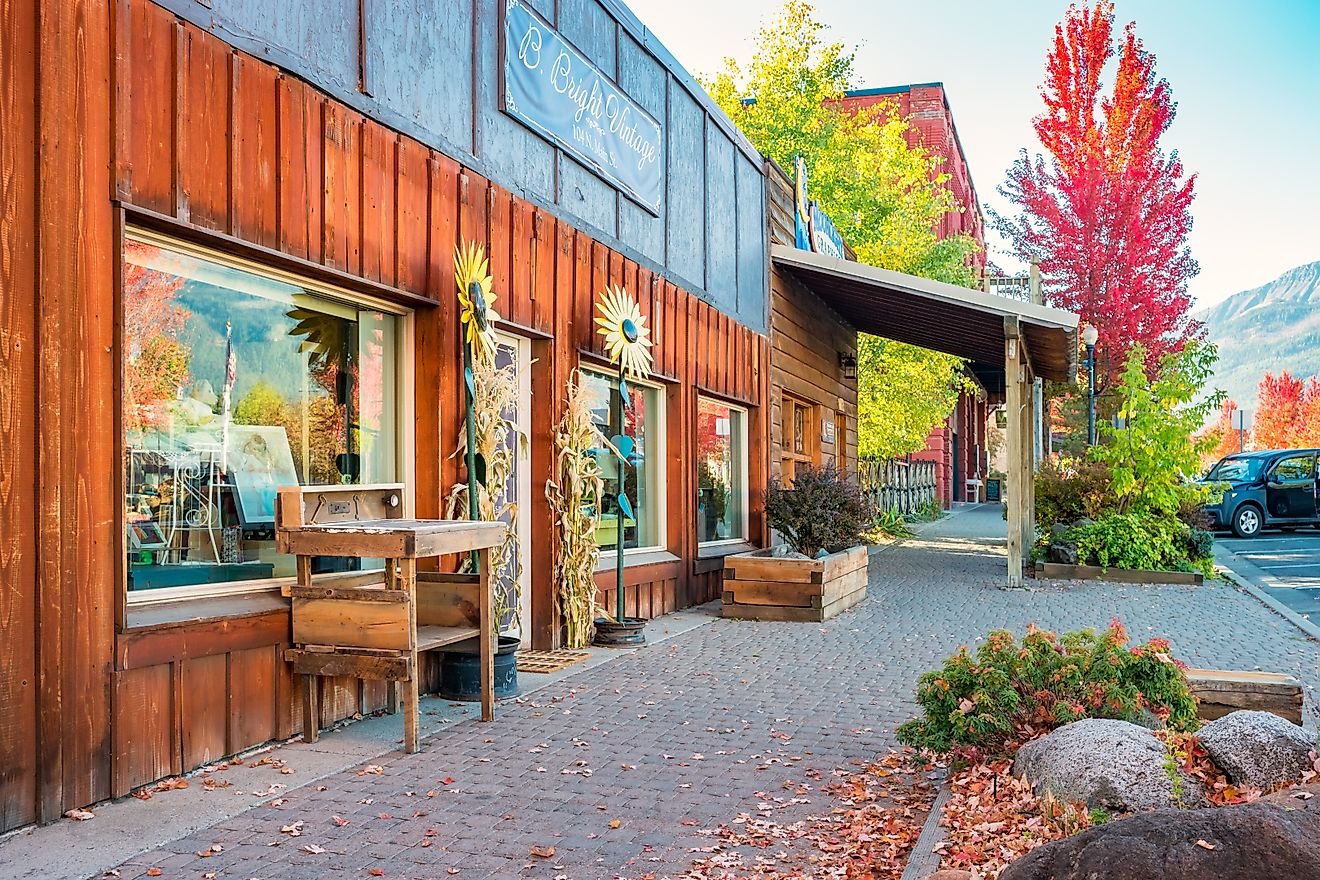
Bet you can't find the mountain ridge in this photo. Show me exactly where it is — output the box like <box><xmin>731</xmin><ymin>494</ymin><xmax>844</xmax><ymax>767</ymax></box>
<box><xmin>1195</xmin><ymin>259</ymin><xmax>1320</xmax><ymax>416</ymax></box>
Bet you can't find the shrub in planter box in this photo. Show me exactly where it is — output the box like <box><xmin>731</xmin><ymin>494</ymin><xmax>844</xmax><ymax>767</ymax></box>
<box><xmin>723</xmin><ymin>464</ymin><xmax>872</xmax><ymax>622</ymax></box>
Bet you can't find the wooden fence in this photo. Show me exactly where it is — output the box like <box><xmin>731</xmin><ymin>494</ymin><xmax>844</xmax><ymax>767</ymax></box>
<box><xmin>859</xmin><ymin>458</ymin><xmax>938</xmax><ymax>516</ymax></box>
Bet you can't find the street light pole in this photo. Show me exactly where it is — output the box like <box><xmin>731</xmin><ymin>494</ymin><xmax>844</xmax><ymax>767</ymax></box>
<box><xmin>1082</xmin><ymin>324</ymin><xmax>1099</xmax><ymax>446</ymax></box>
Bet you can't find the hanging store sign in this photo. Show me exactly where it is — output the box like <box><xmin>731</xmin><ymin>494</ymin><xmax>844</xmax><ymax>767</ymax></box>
<box><xmin>503</xmin><ymin>0</ymin><xmax>663</xmax><ymax>214</ymax></box>
<box><xmin>792</xmin><ymin>156</ymin><xmax>845</xmax><ymax>259</ymax></box>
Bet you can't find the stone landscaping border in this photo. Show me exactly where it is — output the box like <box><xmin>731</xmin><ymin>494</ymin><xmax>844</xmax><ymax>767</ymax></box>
<box><xmin>1039</xmin><ymin>562</ymin><xmax>1203</xmax><ymax>585</ymax></box>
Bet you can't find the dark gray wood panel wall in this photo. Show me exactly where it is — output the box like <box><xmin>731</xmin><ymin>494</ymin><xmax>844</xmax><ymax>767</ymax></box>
<box><xmin>157</xmin><ymin>0</ymin><xmax>769</xmax><ymax>332</ymax></box>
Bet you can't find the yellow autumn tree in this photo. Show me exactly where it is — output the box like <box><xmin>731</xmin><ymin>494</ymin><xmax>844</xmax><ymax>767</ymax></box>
<box><xmin>705</xmin><ymin>0</ymin><xmax>980</xmax><ymax>458</ymax></box>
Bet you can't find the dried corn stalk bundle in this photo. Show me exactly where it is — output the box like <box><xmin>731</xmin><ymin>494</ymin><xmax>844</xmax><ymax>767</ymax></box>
<box><xmin>448</xmin><ymin>352</ymin><xmax>527</xmax><ymax>639</ymax></box>
<box><xmin>547</xmin><ymin>371</ymin><xmax>608</xmax><ymax>648</ymax></box>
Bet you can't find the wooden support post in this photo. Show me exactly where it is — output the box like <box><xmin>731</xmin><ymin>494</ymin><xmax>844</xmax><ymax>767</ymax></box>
<box><xmin>385</xmin><ymin>557</ymin><xmax>400</xmax><ymax>716</ymax></box>
<box><xmin>399</xmin><ymin>557</ymin><xmax>419</xmax><ymax>753</ymax></box>
<box><xmin>1004</xmin><ymin>318</ymin><xmax>1024</xmax><ymax>587</ymax></box>
<box><xmin>1028</xmin><ymin>377</ymin><xmax>1039</xmax><ymax>547</ymax></box>
<box><xmin>1020</xmin><ymin>369</ymin><xmax>1035</xmax><ymax>557</ymax></box>
<box><xmin>301</xmin><ymin>674</ymin><xmax>319</xmax><ymax>744</ymax></box>
<box><xmin>479</xmin><ymin>547</ymin><xmax>494</xmax><ymax>722</ymax></box>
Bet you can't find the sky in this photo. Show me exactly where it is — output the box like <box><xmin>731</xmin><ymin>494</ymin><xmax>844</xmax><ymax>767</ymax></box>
<box><xmin>629</xmin><ymin>0</ymin><xmax>1320</xmax><ymax>310</ymax></box>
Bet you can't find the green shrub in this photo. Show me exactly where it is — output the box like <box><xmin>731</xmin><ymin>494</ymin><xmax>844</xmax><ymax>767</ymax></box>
<box><xmin>765</xmin><ymin>463</ymin><xmax>873</xmax><ymax>557</ymax></box>
<box><xmin>1035</xmin><ymin>456</ymin><xmax>1115</xmax><ymax>532</ymax></box>
<box><xmin>895</xmin><ymin>622</ymin><xmax>1199</xmax><ymax>755</ymax></box>
<box><xmin>871</xmin><ymin>505</ymin><xmax>912</xmax><ymax>539</ymax></box>
<box><xmin>1064</xmin><ymin>513</ymin><xmax>1214</xmax><ymax>577</ymax></box>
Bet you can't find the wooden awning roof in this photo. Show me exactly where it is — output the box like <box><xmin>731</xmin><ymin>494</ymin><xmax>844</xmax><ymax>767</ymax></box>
<box><xmin>771</xmin><ymin>245</ymin><xmax>1079</xmax><ymax>385</ymax></box>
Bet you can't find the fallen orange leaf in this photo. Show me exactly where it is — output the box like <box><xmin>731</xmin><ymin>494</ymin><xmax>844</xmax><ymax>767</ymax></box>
<box><xmin>608</xmin><ymin>819</ymin><xmax>621</xmax><ymax>829</ymax></box>
<box><xmin>530</xmin><ymin>844</ymin><xmax>555</xmax><ymax>858</ymax></box>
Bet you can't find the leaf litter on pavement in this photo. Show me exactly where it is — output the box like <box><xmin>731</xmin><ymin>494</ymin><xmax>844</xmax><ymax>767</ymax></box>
<box><xmin>677</xmin><ymin>749</ymin><xmax>940</xmax><ymax>879</ymax></box>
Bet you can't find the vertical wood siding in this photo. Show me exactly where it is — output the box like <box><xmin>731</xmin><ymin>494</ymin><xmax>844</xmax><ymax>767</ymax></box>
<box><xmin>0</xmin><ymin>0</ymin><xmax>770</xmax><ymax>830</ymax></box>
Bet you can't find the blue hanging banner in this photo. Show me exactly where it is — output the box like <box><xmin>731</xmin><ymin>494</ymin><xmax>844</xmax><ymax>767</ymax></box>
<box><xmin>792</xmin><ymin>155</ymin><xmax>845</xmax><ymax>259</ymax></box>
<box><xmin>809</xmin><ymin>202</ymin><xmax>845</xmax><ymax>259</ymax></box>
<box><xmin>503</xmin><ymin>0</ymin><xmax>664</xmax><ymax>214</ymax></box>
<box><xmin>793</xmin><ymin>156</ymin><xmax>811</xmax><ymax>251</ymax></box>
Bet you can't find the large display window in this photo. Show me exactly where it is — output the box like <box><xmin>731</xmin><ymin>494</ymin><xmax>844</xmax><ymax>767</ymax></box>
<box><xmin>581</xmin><ymin>369</ymin><xmax>665</xmax><ymax>553</ymax></box>
<box><xmin>696</xmin><ymin>398</ymin><xmax>748</xmax><ymax>543</ymax></box>
<box><xmin>122</xmin><ymin>232</ymin><xmax>406</xmax><ymax>596</ymax></box>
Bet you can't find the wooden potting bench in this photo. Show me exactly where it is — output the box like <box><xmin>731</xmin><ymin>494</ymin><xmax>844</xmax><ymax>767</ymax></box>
<box><xmin>275</xmin><ymin>483</ymin><xmax>506</xmax><ymax>753</ymax></box>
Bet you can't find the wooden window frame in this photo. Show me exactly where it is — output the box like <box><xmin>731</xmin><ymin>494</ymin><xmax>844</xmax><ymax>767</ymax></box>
<box><xmin>695</xmin><ymin>395</ymin><xmax>750</xmax><ymax>546</ymax></box>
<box><xmin>781</xmin><ymin>393</ymin><xmax>818</xmax><ymax>483</ymax></box>
<box><xmin>580</xmin><ymin>367</ymin><xmax>668</xmax><ymax>558</ymax></box>
<box><xmin>119</xmin><ymin>227</ymin><xmax>416</xmax><ymax>609</ymax></box>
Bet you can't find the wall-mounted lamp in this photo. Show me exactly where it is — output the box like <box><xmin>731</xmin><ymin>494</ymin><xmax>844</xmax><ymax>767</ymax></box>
<box><xmin>838</xmin><ymin>352</ymin><xmax>858</xmax><ymax>380</ymax></box>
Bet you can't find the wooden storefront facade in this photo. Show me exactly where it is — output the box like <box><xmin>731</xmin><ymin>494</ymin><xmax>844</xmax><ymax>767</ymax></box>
<box><xmin>764</xmin><ymin>162</ymin><xmax>860</xmax><ymax>483</ymax></box>
<box><xmin>1</xmin><ymin>0</ymin><xmax>772</xmax><ymax>830</ymax></box>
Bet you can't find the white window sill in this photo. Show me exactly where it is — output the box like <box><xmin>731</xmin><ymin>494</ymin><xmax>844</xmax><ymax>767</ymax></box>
<box><xmin>594</xmin><ymin>548</ymin><xmax>682</xmax><ymax>572</ymax></box>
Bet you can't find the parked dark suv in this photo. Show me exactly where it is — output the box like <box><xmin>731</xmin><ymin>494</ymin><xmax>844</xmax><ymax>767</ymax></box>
<box><xmin>1201</xmin><ymin>449</ymin><xmax>1320</xmax><ymax>538</ymax></box>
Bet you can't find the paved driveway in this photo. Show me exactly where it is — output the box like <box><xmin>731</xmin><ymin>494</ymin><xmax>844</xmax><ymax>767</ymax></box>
<box><xmin>7</xmin><ymin>506</ymin><xmax>1320</xmax><ymax>880</ymax></box>
<box><xmin>1219</xmin><ymin>529</ymin><xmax>1320</xmax><ymax>617</ymax></box>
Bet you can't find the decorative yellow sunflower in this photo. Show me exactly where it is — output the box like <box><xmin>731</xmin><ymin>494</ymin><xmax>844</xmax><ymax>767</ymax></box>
<box><xmin>594</xmin><ymin>285</ymin><xmax>653</xmax><ymax>381</ymax></box>
<box><xmin>454</xmin><ymin>240</ymin><xmax>501</xmax><ymax>364</ymax></box>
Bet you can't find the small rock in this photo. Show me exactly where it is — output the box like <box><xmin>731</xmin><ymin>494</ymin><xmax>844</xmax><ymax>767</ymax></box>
<box><xmin>1014</xmin><ymin>718</ymin><xmax>1198</xmax><ymax>812</ymax></box>
<box><xmin>1050</xmin><ymin>522</ymin><xmax>1070</xmax><ymax>542</ymax></box>
<box><xmin>999</xmin><ymin>798</ymin><xmax>1320</xmax><ymax>880</ymax></box>
<box><xmin>1196</xmin><ymin>710</ymin><xmax>1315</xmax><ymax>791</ymax></box>
<box><xmin>1046</xmin><ymin>541</ymin><xmax>1079</xmax><ymax>565</ymax></box>
<box><xmin>1071</xmin><ymin>517</ymin><xmax>1095</xmax><ymax>529</ymax></box>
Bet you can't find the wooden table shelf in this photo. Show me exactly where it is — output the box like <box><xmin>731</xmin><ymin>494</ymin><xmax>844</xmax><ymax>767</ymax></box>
<box><xmin>276</xmin><ymin>484</ymin><xmax>507</xmax><ymax>753</ymax></box>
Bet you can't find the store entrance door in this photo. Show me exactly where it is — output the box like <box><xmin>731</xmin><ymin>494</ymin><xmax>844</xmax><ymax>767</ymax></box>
<box><xmin>494</xmin><ymin>333</ymin><xmax>533</xmax><ymax>641</ymax></box>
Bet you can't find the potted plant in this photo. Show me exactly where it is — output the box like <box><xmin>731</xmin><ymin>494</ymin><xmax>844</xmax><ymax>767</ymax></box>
<box><xmin>723</xmin><ymin>463</ymin><xmax>872</xmax><ymax>622</ymax></box>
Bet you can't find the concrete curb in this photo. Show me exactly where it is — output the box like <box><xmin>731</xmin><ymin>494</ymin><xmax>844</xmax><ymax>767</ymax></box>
<box><xmin>1215</xmin><ymin>556</ymin><xmax>1320</xmax><ymax>644</ymax></box>
<box><xmin>899</xmin><ymin>777</ymin><xmax>952</xmax><ymax>880</ymax></box>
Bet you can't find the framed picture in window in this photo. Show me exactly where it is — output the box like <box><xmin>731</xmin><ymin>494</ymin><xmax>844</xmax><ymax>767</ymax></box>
<box><xmin>228</xmin><ymin>424</ymin><xmax>299</xmax><ymax>527</ymax></box>
<box><xmin>128</xmin><ymin>519</ymin><xmax>169</xmax><ymax>550</ymax></box>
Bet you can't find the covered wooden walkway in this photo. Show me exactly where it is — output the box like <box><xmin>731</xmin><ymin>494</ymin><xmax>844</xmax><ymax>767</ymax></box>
<box><xmin>771</xmin><ymin>245</ymin><xmax>1079</xmax><ymax>586</ymax></box>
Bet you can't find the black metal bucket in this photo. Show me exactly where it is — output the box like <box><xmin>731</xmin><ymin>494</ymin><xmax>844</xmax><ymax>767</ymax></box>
<box><xmin>593</xmin><ymin>617</ymin><xmax>647</xmax><ymax>647</ymax></box>
<box><xmin>439</xmin><ymin>635</ymin><xmax>520</xmax><ymax>701</ymax></box>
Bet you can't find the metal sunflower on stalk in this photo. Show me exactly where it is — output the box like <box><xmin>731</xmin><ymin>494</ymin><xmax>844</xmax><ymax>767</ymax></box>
<box><xmin>595</xmin><ymin>284</ymin><xmax>653</xmax><ymax>381</ymax></box>
<box><xmin>593</xmin><ymin>285</ymin><xmax>654</xmax><ymax>646</ymax></box>
<box><xmin>454</xmin><ymin>240</ymin><xmax>500</xmax><ymax>366</ymax></box>
<box><xmin>454</xmin><ymin>240</ymin><xmax>502</xmax><ymax>566</ymax></box>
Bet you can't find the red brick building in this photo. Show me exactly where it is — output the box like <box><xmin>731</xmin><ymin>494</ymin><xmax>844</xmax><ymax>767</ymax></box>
<box><xmin>839</xmin><ymin>82</ymin><xmax>991</xmax><ymax>506</ymax></box>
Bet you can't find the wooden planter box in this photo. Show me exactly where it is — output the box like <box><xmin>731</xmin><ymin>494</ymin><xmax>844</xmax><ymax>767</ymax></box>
<box><xmin>1186</xmin><ymin>668</ymin><xmax>1304</xmax><ymax>725</ymax></box>
<box><xmin>722</xmin><ymin>545</ymin><xmax>868</xmax><ymax>622</ymax></box>
<box><xmin>1038</xmin><ymin>562</ymin><xmax>1204</xmax><ymax>586</ymax></box>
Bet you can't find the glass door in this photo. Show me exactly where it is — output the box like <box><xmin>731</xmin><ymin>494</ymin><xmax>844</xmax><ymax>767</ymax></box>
<box><xmin>494</xmin><ymin>333</ymin><xmax>533</xmax><ymax>640</ymax></box>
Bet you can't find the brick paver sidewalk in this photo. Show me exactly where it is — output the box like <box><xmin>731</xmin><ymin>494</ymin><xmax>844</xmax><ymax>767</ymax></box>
<box><xmin>85</xmin><ymin>507</ymin><xmax>1320</xmax><ymax>879</ymax></box>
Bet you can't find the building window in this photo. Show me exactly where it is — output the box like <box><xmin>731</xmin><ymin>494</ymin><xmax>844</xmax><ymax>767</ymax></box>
<box><xmin>781</xmin><ymin>394</ymin><xmax>817</xmax><ymax>483</ymax></box>
<box><xmin>582</xmin><ymin>369</ymin><xmax>665</xmax><ymax>552</ymax></box>
<box><xmin>697</xmin><ymin>398</ymin><xmax>748</xmax><ymax>543</ymax></box>
<box><xmin>122</xmin><ymin>232</ymin><xmax>405</xmax><ymax>597</ymax></box>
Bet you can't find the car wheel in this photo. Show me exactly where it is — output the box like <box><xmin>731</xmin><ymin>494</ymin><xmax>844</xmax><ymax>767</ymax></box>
<box><xmin>1232</xmin><ymin>504</ymin><xmax>1263</xmax><ymax>539</ymax></box>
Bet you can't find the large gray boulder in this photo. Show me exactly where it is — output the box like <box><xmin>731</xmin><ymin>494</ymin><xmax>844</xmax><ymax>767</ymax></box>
<box><xmin>998</xmin><ymin>798</ymin><xmax>1320</xmax><ymax>880</ymax></box>
<box><xmin>1196</xmin><ymin>710</ymin><xmax>1315</xmax><ymax>791</ymax></box>
<box><xmin>1014</xmin><ymin>718</ymin><xmax>1197</xmax><ymax>812</ymax></box>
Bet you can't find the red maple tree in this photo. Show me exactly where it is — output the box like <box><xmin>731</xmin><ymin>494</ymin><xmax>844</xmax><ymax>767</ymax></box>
<box><xmin>991</xmin><ymin>1</ymin><xmax>1200</xmax><ymax>384</ymax></box>
<box><xmin>1253</xmin><ymin>371</ymin><xmax>1306</xmax><ymax>450</ymax></box>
